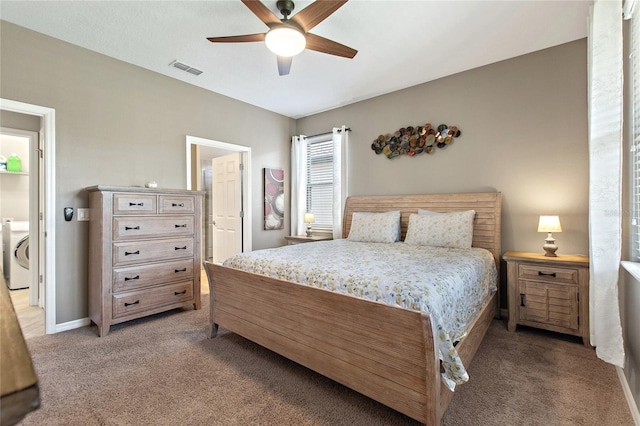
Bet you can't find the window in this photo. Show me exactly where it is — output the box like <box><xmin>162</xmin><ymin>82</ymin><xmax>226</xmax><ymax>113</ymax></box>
<box><xmin>291</xmin><ymin>127</ymin><xmax>348</xmax><ymax>238</ymax></box>
<box><xmin>306</xmin><ymin>136</ymin><xmax>334</xmax><ymax>232</ymax></box>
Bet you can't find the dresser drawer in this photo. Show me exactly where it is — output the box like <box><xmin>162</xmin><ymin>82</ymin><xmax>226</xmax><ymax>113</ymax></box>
<box><xmin>159</xmin><ymin>195</ymin><xmax>195</xmax><ymax>214</ymax></box>
<box><xmin>112</xmin><ymin>281</ymin><xmax>194</xmax><ymax>319</ymax></box>
<box><xmin>113</xmin><ymin>259</ymin><xmax>194</xmax><ymax>292</ymax></box>
<box><xmin>518</xmin><ymin>263</ymin><xmax>578</xmax><ymax>284</ymax></box>
<box><xmin>113</xmin><ymin>237</ymin><xmax>194</xmax><ymax>266</ymax></box>
<box><xmin>113</xmin><ymin>216</ymin><xmax>195</xmax><ymax>240</ymax></box>
<box><xmin>114</xmin><ymin>194</ymin><xmax>157</xmax><ymax>214</ymax></box>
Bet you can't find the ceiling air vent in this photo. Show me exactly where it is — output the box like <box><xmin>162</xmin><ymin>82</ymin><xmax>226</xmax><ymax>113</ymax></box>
<box><xmin>169</xmin><ymin>60</ymin><xmax>203</xmax><ymax>76</ymax></box>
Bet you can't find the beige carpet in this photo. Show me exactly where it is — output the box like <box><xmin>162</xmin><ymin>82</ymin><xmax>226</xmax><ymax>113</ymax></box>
<box><xmin>16</xmin><ymin>293</ymin><xmax>634</xmax><ymax>426</ymax></box>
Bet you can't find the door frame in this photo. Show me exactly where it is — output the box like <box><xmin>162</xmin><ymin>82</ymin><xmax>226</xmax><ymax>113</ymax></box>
<box><xmin>1</xmin><ymin>98</ymin><xmax>56</xmax><ymax>334</ymax></box>
<box><xmin>185</xmin><ymin>135</ymin><xmax>252</xmax><ymax>254</ymax></box>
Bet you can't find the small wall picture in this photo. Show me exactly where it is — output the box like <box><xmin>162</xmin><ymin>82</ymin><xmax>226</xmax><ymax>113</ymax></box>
<box><xmin>264</xmin><ymin>167</ymin><xmax>284</xmax><ymax>230</ymax></box>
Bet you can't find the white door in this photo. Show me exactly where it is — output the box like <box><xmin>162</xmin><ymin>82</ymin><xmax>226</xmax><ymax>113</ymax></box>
<box><xmin>212</xmin><ymin>153</ymin><xmax>242</xmax><ymax>264</ymax></box>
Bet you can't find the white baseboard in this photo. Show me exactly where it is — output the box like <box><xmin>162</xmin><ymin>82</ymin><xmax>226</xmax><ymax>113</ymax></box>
<box><xmin>54</xmin><ymin>317</ymin><xmax>90</xmax><ymax>333</ymax></box>
<box><xmin>617</xmin><ymin>366</ymin><xmax>640</xmax><ymax>425</ymax></box>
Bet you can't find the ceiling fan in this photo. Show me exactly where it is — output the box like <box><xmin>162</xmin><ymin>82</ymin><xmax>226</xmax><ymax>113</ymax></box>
<box><xmin>207</xmin><ymin>0</ymin><xmax>357</xmax><ymax>76</ymax></box>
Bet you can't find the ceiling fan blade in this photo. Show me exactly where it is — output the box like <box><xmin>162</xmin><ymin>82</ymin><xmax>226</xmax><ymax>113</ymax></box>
<box><xmin>241</xmin><ymin>0</ymin><xmax>282</xmax><ymax>28</ymax></box>
<box><xmin>291</xmin><ymin>0</ymin><xmax>348</xmax><ymax>32</ymax></box>
<box><xmin>207</xmin><ymin>33</ymin><xmax>266</xmax><ymax>43</ymax></box>
<box><xmin>277</xmin><ymin>56</ymin><xmax>292</xmax><ymax>76</ymax></box>
<box><xmin>305</xmin><ymin>33</ymin><xmax>357</xmax><ymax>58</ymax></box>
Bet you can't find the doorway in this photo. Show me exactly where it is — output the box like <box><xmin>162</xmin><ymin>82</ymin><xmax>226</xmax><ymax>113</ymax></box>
<box><xmin>185</xmin><ymin>135</ymin><xmax>252</xmax><ymax>264</ymax></box>
<box><xmin>1</xmin><ymin>98</ymin><xmax>56</xmax><ymax>335</ymax></box>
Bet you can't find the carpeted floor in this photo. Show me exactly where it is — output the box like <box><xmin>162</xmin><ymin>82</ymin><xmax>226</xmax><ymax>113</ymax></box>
<box><xmin>16</xmin><ymin>292</ymin><xmax>634</xmax><ymax>426</ymax></box>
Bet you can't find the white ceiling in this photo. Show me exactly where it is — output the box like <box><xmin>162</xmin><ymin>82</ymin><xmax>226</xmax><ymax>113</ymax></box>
<box><xmin>0</xmin><ymin>0</ymin><xmax>593</xmax><ymax>119</ymax></box>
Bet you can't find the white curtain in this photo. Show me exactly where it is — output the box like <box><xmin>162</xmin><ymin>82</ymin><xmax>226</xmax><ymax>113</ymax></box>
<box><xmin>588</xmin><ymin>0</ymin><xmax>625</xmax><ymax>367</ymax></box>
<box><xmin>290</xmin><ymin>135</ymin><xmax>308</xmax><ymax>236</ymax></box>
<box><xmin>332</xmin><ymin>126</ymin><xmax>349</xmax><ymax>239</ymax></box>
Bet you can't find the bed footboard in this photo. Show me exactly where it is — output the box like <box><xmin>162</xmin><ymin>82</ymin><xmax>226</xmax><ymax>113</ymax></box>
<box><xmin>204</xmin><ymin>262</ymin><xmax>444</xmax><ymax>424</ymax></box>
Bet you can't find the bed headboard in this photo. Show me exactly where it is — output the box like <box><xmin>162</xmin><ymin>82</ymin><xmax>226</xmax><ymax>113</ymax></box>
<box><xmin>342</xmin><ymin>192</ymin><xmax>502</xmax><ymax>267</ymax></box>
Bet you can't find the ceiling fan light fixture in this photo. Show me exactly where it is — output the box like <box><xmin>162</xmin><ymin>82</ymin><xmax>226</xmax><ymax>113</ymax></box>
<box><xmin>265</xmin><ymin>26</ymin><xmax>306</xmax><ymax>57</ymax></box>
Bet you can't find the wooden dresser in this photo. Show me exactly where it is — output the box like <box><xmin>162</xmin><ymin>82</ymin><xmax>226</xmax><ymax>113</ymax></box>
<box><xmin>86</xmin><ymin>185</ymin><xmax>204</xmax><ymax>337</ymax></box>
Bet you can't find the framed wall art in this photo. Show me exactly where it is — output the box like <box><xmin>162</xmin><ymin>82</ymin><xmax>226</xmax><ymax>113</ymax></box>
<box><xmin>264</xmin><ymin>167</ymin><xmax>284</xmax><ymax>230</ymax></box>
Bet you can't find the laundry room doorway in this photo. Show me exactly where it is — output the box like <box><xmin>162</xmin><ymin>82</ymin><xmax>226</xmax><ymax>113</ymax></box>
<box><xmin>1</xmin><ymin>98</ymin><xmax>56</xmax><ymax>336</ymax></box>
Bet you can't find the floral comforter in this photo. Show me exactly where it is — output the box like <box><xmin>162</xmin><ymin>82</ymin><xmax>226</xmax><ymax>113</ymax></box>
<box><xmin>222</xmin><ymin>239</ymin><xmax>497</xmax><ymax>390</ymax></box>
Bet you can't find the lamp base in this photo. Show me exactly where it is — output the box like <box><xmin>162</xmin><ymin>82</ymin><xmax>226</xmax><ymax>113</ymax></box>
<box><xmin>542</xmin><ymin>233</ymin><xmax>558</xmax><ymax>257</ymax></box>
<box><xmin>306</xmin><ymin>226</ymin><xmax>313</xmax><ymax>237</ymax></box>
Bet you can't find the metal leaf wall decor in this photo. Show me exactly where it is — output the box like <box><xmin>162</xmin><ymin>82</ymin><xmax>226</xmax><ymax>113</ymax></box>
<box><xmin>371</xmin><ymin>123</ymin><xmax>461</xmax><ymax>159</ymax></box>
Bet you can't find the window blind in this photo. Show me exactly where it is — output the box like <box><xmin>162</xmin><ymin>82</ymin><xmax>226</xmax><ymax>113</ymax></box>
<box><xmin>306</xmin><ymin>136</ymin><xmax>334</xmax><ymax>232</ymax></box>
<box><xmin>631</xmin><ymin>3</ymin><xmax>640</xmax><ymax>260</ymax></box>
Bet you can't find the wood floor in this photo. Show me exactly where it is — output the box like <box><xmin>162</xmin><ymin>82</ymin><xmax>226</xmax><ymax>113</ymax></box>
<box><xmin>2</xmin><ymin>271</ymin><xmax>45</xmax><ymax>340</ymax></box>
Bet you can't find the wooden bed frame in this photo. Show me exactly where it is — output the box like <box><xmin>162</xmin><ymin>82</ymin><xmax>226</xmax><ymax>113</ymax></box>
<box><xmin>204</xmin><ymin>192</ymin><xmax>502</xmax><ymax>425</ymax></box>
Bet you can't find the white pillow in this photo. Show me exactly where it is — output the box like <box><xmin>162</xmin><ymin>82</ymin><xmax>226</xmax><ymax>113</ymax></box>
<box><xmin>404</xmin><ymin>210</ymin><xmax>476</xmax><ymax>248</ymax></box>
<box><xmin>347</xmin><ymin>211</ymin><xmax>401</xmax><ymax>243</ymax></box>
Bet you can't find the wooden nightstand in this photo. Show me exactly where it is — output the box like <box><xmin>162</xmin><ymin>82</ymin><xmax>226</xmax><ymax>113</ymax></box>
<box><xmin>284</xmin><ymin>235</ymin><xmax>332</xmax><ymax>245</ymax></box>
<box><xmin>503</xmin><ymin>251</ymin><xmax>590</xmax><ymax>347</ymax></box>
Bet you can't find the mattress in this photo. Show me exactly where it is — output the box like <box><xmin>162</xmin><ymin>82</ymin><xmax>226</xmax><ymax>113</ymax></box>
<box><xmin>222</xmin><ymin>239</ymin><xmax>497</xmax><ymax>389</ymax></box>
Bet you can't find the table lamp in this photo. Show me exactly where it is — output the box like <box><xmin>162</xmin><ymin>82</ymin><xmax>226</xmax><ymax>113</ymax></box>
<box><xmin>304</xmin><ymin>213</ymin><xmax>315</xmax><ymax>237</ymax></box>
<box><xmin>538</xmin><ymin>215</ymin><xmax>562</xmax><ymax>257</ymax></box>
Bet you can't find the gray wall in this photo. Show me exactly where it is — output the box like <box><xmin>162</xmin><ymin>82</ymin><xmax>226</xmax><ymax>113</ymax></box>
<box><xmin>297</xmin><ymin>39</ymin><xmax>589</xmax><ymax>258</ymax></box>
<box><xmin>0</xmin><ymin>21</ymin><xmax>295</xmax><ymax>323</ymax></box>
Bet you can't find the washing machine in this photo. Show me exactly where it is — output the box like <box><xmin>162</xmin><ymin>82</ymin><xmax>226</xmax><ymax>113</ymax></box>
<box><xmin>2</xmin><ymin>221</ymin><xmax>29</xmax><ymax>290</ymax></box>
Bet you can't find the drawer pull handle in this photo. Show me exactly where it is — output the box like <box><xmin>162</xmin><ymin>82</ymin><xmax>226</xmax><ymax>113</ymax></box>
<box><xmin>124</xmin><ymin>226</ymin><xmax>140</xmax><ymax>231</ymax></box>
<box><xmin>175</xmin><ymin>246</ymin><xmax>187</xmax><ymax>251</ymax></box>
<box><xmin>538</xmin><ymin>271</ymin><xmax>556</xmax><ymax>278</ymax></box>
<box><xmin>129</xmin><ymin>202</ymin><xmax>144</xmax><ymax>207</ymax></box>
<box><xmin>175</xmin><ymin>268</ymin><xmax>187</xmax><ymax>273</ymax></box>
<box><xmin>520</xmin><ymin>294</ymin><xmax>526</xmax><ymax>306</ymax></box>
<box><xmin>172</xmin><ymin>203</ymin><xmax>185</xmax><ymax>207</ymax></box>
<box><xmin>124</xmin><ymin>300</ymin><xmax>140</xmax><ymax>307</ymax></box>
<box><xmin>174</xmin><ymin>290</ymin><xmax>187</xmax><ymax>296</ymax></box>
<box><xmin>175</xmin><ymin>224</ymin><xmax>188</xmax><ymax>228</ymax></box>
<box><xmin>124</xmin><ymin>275</ymin><xmax>140</xmax><ymax>281</ymax></box>
<box><xmin>124</xmin><ymin>250</ymin><xmax>140</xmax><ymax>256</ymax></box>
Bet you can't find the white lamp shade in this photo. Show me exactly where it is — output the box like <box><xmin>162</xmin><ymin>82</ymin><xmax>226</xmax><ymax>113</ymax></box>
<box><xmin>304</xmin><ymin>213</ymin><xmax>315</xmax><ymax>224</ymax></box>
<box><xmin>265</xmin><ymin>26</ymin><xmax>306</xmax><ymax>57</ymax></box>
<box><xmin>537</xmin><ymin>215</ymin><xmax>562</xmax><ymax>233</ymax></box>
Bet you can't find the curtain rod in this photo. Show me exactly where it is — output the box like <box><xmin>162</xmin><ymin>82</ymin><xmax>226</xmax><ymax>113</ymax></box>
<box><xmin>305</xmin><ymin>128</ymin><xmax>351</xmax><ymax>139</ymax></box>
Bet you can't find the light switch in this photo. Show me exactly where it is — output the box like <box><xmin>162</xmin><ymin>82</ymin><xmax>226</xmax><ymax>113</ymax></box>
<box><xmin>77</xmin><ymin>208</ymin><xmax>90</xmax><ymax>221</ymax></box>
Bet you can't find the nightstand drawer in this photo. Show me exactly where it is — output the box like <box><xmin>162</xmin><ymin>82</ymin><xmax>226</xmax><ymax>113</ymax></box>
<box><xmin>518</xmin><ymin>263</ymin><xmax>578</xmax><ymax>284</ymax></box>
